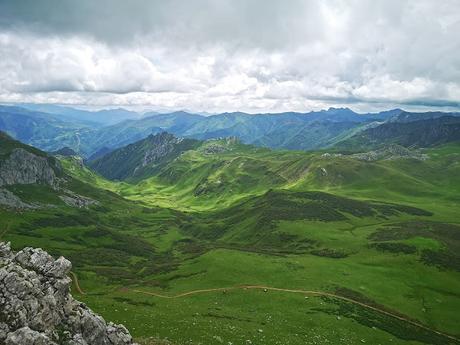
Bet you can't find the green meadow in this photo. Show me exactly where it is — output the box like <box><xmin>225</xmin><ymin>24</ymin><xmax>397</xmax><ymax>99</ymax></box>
<box><xmin>1</xmin><ymin>141</ymin><xmax>460</xmax><ymax>345</ymax></box>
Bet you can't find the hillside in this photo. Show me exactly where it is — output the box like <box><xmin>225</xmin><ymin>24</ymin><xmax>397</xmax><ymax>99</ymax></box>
<box><xmin>19</xmin><ymin>103</ymin><xmax>142</xmax><ymax>125</ymax></box>
<box><xmin>88</xmin><ymin>134</ymin><xmax>460</xmax><ymax>212</ymax></box>
<box><xmin>2</xmin><ymin>104</ymin><xmax>460</xmax><ymax>158</ymax></box>
<box><xmin>0</xmin><ymin>105</ymin><xmax>93</xmax><ymax>153</ymax></box>
<box><xmin>89</xmin><ymin>132</ymin><xmax>202</xmax><ymax>181</ymax></box>
<box><xmin>0</xmin><ymin>131</ymin><xmax>130</xmax><ymax>210</ymax></box>
<box><xmin>1</xmin><ymin>133</ymin><xmax>460</xmax><ymax>344</ymax></box>
<box><xmin>337</xmin><ymin>116</ymin><xmax>460</xmax><ymax>150</ymax></box>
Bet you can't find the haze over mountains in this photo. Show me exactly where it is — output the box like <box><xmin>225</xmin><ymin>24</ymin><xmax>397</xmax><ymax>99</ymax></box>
<box><xmin>1</xmin><ymin>104</ymin><xmax>459</xmax><ymax>159</ymax></box>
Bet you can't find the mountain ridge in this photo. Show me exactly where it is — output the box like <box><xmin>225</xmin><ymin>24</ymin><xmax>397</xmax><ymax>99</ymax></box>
<box><xmin>2</xmin><ymin>104</ymin><xmax>460</xmax><ymax>157</ymax></box>
<box><xmin>88</xmin><ymin>132</ymin><xmax>202</xmax><ymax>181</ymax></box>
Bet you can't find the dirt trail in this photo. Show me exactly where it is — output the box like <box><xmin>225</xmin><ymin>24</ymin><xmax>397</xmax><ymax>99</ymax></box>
<box><xmin>69</xmin><ymin>271</ymin><xmax>86</xmax><ymax>295</ymax></box>
<box><xmin>128</xmin><ymin>284</ymin><xmax>459</xmax><ymax>343</ymax></box>
<box><xmin>0</xmin><ymin>222</ymin><xmax>11</xmax><ymax>239</ymax></box>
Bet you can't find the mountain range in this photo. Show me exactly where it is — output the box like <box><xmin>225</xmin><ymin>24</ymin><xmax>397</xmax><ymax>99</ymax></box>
<box><xmin>2</xmin><ymin>104</ymin><xmax>459</xmax><ymax>159</ymax></box>
<box><xmin>1</xmin><ymin>112</ymin><xmax>460</xmax><ymax>344</ymax></box>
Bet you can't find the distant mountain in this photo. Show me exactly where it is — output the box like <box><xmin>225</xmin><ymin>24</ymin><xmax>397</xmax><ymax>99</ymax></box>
<box><xmin>168</xmin><ymin>108</ymin><xmax>396</xmax><ymax>150</ymax></box>
<box><xmin>50</xmin><ymin>147</ymin><xmax>78</xmax><ymax>157</ymax></box>
<box><xmin>86</xmin><ymin>111</ymin><xmax>204</xmax><ymax>148</ymax></box>
<box><xmin>88</xmin><ymin>132</ymin><xmax>201</xmax><ymax>181</ymax></box>
<box><xmin>17</xmin><ymin>103</ymin><xmax>141</xmax><ymax>125</ymax></box>
<box><xmin>2</xmin><ymin>104</ymin><xmax>460</xmax><ymax>157</ymax></box>
<box><xmin>337</xmin><ymin>116</ymin><xmax>460</xmax><ymax>150</ymax></box>
<box><xmin>388</xmin><ymin>110</ymin><xmax>460</xmax><ymax>123</ymax></box>
<box><xmin>0</xmin><ymin>105</ymin><xmax>91</xmax><ymax>153</ymax></box>
<box><xmin>86</xmin><ymin>146</ymin><xmax>114</xmax><ymax>162</ymax></box>
<box><xmin>253</xmin><ymin>120</ymin><xmax>361</xmax><ymax>150</ymax></box>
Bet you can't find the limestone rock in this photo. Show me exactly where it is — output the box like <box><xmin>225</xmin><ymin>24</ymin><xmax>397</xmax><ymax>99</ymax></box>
<box><xmin>0</xmin><ymin>242</ymin><xmax>138</xmax><ymax>345</ymax></box>
<box><xmin>0</xmin><ymin>148</ymin><xmax>62</xmax><ymax>188</ymax></box>
<box><xmin>0</xmin><ymin>188</ymin><xmax>38</xmax><ymax>210</ymax></box>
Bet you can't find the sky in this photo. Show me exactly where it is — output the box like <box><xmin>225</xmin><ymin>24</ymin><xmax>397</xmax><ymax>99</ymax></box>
<box><xmin>0</xmin><ymin>0</ymin><xmax>459</xmax><ymax>113</ymax></box>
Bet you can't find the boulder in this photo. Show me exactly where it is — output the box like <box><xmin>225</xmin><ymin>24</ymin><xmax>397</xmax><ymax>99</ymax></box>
<box><xmin>0</xmin><ymin>242</ymin><xmax>138</xmax><ymax>345</ymax></box>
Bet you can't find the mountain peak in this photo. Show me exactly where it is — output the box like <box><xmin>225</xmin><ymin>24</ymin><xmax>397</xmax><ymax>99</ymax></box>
<box><xmin>325</xmin><ymin>107</ymin><xmax>353</xmax><ymax>112</ymax></box>
<box><xmin>89</xmin><ymin>132</ymin><xmax>201</xmax><ymax>181</ymax></box>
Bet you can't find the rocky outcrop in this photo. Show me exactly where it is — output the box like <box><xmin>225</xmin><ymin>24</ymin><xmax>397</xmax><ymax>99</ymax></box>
<box><xmin>141</xmin><ymin>133</ymin><xmax>183</xmax><ymax>168</ymax></box>
<box><xmin>59</xmin><ymin>192</ymin><xmax>99</xmax><ymax>208</ymax></box>
<box><xmin>0</xmin><ymin>242</ymin><xmax>137</xmax><ymax>345</ymax></box>
<box><xmin>351</xmin><ymin>144</ymin><xmax>428</xmax><ymax>162</ymax></box>
<box><xmin>89</xmin><ymin>132</ymin><xmax>200</xmax><ymax>180</ymax></box>
<box><xmin>0</xmin><ymin>188</ymin><xmax>39</xmax><ymax>209</ymax></box>
<box><xmin>0</xmin><ymin>148</ymin><xmax>62</xmax><ymax>188</ymax></box>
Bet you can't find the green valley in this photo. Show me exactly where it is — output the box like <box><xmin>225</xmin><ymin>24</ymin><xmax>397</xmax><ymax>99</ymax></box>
<box><xmin>1</xmin><ymin>130</ymin><xmax>460</xmax><ymax>344</ymax></box>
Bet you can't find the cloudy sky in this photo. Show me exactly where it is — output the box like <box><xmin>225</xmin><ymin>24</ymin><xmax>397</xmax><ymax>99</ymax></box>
<box><xmin>0</xmin><ymin>0</ymin><xmax>459</xmax><ymax>113</ymax></box>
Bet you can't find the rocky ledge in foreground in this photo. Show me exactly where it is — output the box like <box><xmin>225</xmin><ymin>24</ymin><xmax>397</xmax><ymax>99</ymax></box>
<box><xmin>0</xmin><ymin>242</ymin><xmax>137</xmax><ymax>345</ymax></box>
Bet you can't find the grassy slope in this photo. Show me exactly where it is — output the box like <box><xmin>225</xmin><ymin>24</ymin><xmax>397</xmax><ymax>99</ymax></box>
<box><xmin>2</xmin><ymin>141</ymin><xmax>460</xmax><ymax>345</ymax></box>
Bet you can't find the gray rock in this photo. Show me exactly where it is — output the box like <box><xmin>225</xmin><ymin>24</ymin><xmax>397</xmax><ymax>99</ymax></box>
<box><xmin>0</xmin><ymin>148</ymin><xmax>61</xmax><ymax>188</ymax></box>
<box><xmin>5</xmin><ymin>327</ymin><xmax>56</xmax><ymax>345</ymax></box>
<box><xmin>0</xmin><ymin>242</ymin><xmax>138</xmax><ymax>345</ymax></box>
<box><xmin>0</xmin><ymin>188</ymin><xmax>39</xmax><ymax>210</ymax></box>
<box><xmin>351</xmin><ymin>144</ymin><xmax>428</xmax><ymax>162</ymax></box>
<box><xmin>59</xmin><ymin>193</ymin><xmax>98</xmax><ymax>209</ymax></box>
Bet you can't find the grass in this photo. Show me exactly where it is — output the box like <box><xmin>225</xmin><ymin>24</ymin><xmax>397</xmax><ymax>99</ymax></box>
<box><xmin>1</xmin><ymin>140</ymin><xmax>460</xmax><ymax>344</ymax></box>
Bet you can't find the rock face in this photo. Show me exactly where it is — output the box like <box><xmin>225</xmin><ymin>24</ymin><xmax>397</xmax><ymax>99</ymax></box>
<box><xmin>141</xmin><ymin>132</ymin><xmax>183</xmax><ymax>167</ymax></box>
<box><xmin>0</xmin><ymin>188</ymin><xmax>38</xmax><ymax>209</ymax></box>
<box><xmin>0</xmin><ymin>148</ymin><xmax>62</xmax><ymax>188</ymax></box>
<box><xmin>89</xmin><ymin>132</ymin><xmax>200</xmax><ymax>180</ymax></box>
<box><xmin>0</xmin><ymin>242</ymin><xmax>137</xmax><ymax>345</ymax></box>
<box><xmin>59</xmin><ymin>192</ymin><xmax>99</xmax><ymax>208</ymax></box>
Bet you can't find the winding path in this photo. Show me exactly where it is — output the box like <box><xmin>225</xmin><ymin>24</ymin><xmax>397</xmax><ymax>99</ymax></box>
<box><xmin>128</xmin><ymin>284</ymin><xmax>459</xmax><ymax>343</ymax></box>
<box><xmin>0</xmin><ymin>222</ymin><xmax>11</xmax><ymax>239</ymax></box>
<box><xmin>70</xmin><ymin>271</ymin><xmax>86</xmax><ymax>295</ymax></box>
<box><xmin>72</xmin><ymin>270</ymin><xmax>458</xmax><ymax>343</ymax></box>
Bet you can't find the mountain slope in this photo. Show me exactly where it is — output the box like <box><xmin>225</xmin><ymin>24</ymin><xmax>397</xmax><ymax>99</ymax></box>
<box><xmin>0</xmin><ymin>131</ymin><xmax>63</xmax><ymax>188</ymax></box>
<box><xmin>1</xmin><ymin>134</ymin><xmax>460</xmax><ymax>344</ymax></box>
<box><xmin>3</xmin><ymin>105</ymin><xmax>460</xmax><ymax>159</ymax></box>
<box><xmin>95</xmin><ymin>133</ymin><xmax>460</xmax><ymax>213</ymax></box>
<box><xmin>79</xmin><ymin>111</ymin><xmax>205</xmax><ymax>156</ymax></box>
<box><xmin>0</xmin><ymin>131</ymin><xmax>118</xmax><ymax>209</ymax></box>
<box><xmin>88</xmin><ymin>132</ymin><xmax>202</xmax><ymax>181</ymax></box>
<box><xmin>18</xmin><ymin>103</ymin><xmax>141</xmax><ymax>125</ymax></box>
<box><xmin>0</xmin><ymin>105</ymin><xmax>92</xmax><ymax>153</ymax></box>
<box><xmin>253</xmin><ymin>120</ymin><xmax>361</xmax><ymax>150</ymax></box>
<box><xmin>84</xmin><ymin>107</ymin><xmax>398</xmax><ymax>153</ymax></box>
<box><xmin>337</xmin><ymin>116</ymin><xmax>460</xmax><ymax>150</ymax></box>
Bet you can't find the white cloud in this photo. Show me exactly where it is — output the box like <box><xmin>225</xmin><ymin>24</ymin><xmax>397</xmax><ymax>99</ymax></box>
<box><xmin>0</xmin><ymin>0</ymin><xmax>459</xmax><ymax>112</ymax></box>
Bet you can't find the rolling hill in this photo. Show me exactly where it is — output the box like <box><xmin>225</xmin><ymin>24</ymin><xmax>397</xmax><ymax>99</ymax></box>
<box><xmin>1</xmin><ymin>132</ymin><xmax>460</xmax><ymax>344</ymax></box>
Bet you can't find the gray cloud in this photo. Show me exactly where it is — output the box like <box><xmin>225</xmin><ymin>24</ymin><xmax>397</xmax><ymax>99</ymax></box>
<box><xmin>0</xmin><ymin>0</ymin><xmax>323</xmax><ymax>48</ymax></box>
<box><xmin>0</xmin><ymin>0</ymin><xmax>459</xmax><ymax>112</ymax></box>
